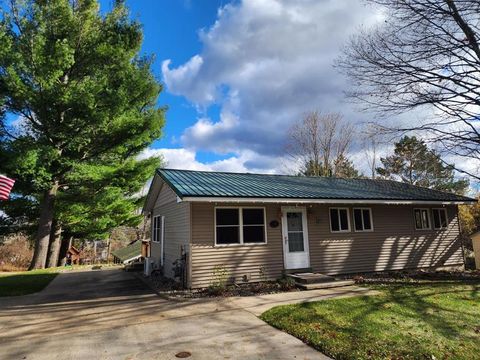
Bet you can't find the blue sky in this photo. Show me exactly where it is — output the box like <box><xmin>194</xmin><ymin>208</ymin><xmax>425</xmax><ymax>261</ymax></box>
<box><xmin>99</xmin><ymin>0</ymin><xmax>227</xmax><ymax>164</ymax></box>
<box><xmin>98</xmin><ymin>0</ymin><xmax>388</xmax><ymax>174</ymax></box>
<box><xmin>7</xmin><ymin>0</ymin><xmax>474</xmax><ymax>179</ymax></box>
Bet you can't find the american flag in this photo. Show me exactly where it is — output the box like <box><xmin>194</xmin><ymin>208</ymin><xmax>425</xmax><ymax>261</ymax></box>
<box><xmin>0</xmin><ymin>175</ymin><xmax>15</xmax><ymax>201</ymax></box>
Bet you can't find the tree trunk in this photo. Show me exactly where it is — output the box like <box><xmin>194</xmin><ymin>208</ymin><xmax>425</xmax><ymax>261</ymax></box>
<box><xmin>47</xmin><ymin>222</ymin><xmax>62</xmax><ymax>268</ymax></box>
<box><xmin>29</xmin><ymin>182</ymin><xmax>58</xmax><ymax>270</ymax></box>
<box><xmin>59</xmin><ymin>236</ymin><xmax>73</xmax><ymax>266</ymax></box>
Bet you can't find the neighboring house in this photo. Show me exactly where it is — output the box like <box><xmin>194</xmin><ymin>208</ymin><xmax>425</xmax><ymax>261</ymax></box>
<box><xmin>66</xmin><ymin>246</ymin><xmax>81</xmax><ymax>265</ymax></box>
<box><xmin>111</xmin><ymin>241</ymin><xmax>142</xmax><ymax>265</ymax></box>
<box><xmin>143</xmin><ymin>168</ymin><xmax>476</xmax><ymax>289</ymax></box>
<box><xmin>471</xmin><ymin>231</ymin><xmax>480</xmax><ymax>269</ymax></box>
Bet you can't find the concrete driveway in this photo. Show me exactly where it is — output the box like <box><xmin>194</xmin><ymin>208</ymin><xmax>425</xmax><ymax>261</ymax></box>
<box><xmin>0</xmin><ymin>269</ymin><xmax>372</xmax><ymax>359</ymax></box>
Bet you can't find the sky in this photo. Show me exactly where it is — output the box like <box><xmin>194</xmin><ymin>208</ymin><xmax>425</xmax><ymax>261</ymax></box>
<box><xmin>95</xmin><ymin>0</ymin><xmax>390</xmax><ymax>174</ymax></box>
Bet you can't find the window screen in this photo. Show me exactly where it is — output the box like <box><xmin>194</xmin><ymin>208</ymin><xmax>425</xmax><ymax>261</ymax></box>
<box><xmin>414</xmin><ymin>209</ymin><xmax>431</xmax><ymax>230</ymax></box>
<box><xmin>353</xmin><ymin>209</ymin><xmax>373</xmax><ymax>231</ymax></box>
<box><xmin>216</xmin><ymin>208</ymin><xmax>240</xmax><ymax>244</ymax></box>
<box><xmin>152</xmin><ymin>216</ymin><xmax>163</xmax><ymax>243</ymax></box>
<box><xmin>242</xmin><ymin>208</ymin><xmax>265</xmax><ymax>243</ymax></box>
<box><xmin>215</xmin><ymin>208</ymin><xmax>266</xmax><ymax>245</ymax></box>
<box><xmin>330</xmin><ymin>208</ymin><xmax>350</xmax><ymax>232</ymax></box>
<box><xmin>432</xmin><ymin>209</ymin><xmax>448</xmax><ymax>229</ymax></box>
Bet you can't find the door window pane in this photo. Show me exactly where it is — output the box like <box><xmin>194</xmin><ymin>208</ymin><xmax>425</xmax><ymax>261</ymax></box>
<box><xmin>288</xmin><ymin>231</ymin><xmax>304</xmax><ymax>252</ymax></box>
<box><xmin>287</xmin><ymin>212</ymin><xmax>303</xmax><ymax>231</ymax></box>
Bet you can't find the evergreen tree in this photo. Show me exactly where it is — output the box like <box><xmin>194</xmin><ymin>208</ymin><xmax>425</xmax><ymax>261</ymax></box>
<box><xmin>377</xmin><ymin>136</ymin><xmax>469</xmax><ymax>194</ymax></box>
<box><xmin>299</xmin><ymin>155</ymin><xmax>360</xmax><ymax>178</ymax></box>
<box><xmin>0</xmin><ymin>0</ymin><xmax>165</xmax><ymax>269</ymax></box>
<box><xmin>333</xmin><ymin>155</ymin><xmax>360</xmax><ymax>179</ymax></box>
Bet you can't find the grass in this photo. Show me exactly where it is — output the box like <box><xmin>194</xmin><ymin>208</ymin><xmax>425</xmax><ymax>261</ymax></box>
<box><xmin>0</xmin><ymin>269</ymin><xmax>59</xmax><ymax>297</ymax></box>
<box><xmin>261</xmin><ymin>281</ymin><xmax>480</xmax><ymax>360</ymax></box>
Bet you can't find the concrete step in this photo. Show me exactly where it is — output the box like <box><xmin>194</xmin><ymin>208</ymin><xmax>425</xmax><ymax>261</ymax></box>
<box><xmin>282</xmin><ymin>268</ymin><xmax>312</xmax><ymax>275</ymax></box>
<box><xmin>287</xmin><ymin>272</ymin><xmax>335</xmax><ymax>284</ymax></box>
<box><xmin>296</xmin><ymin>279</ymin><xmax>355</xmax><ymax>290</ymax></box>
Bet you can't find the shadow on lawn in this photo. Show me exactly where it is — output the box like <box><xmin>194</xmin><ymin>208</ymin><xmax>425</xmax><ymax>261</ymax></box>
<box><xmin>291</xmin><ymin>279</ymin><xmax>480</xmax><ymax>357</ymax></box>
<box><xmin>0</xmin><ymin>272</ymin><xmax>58</xmax><ymax>297</ymax></box>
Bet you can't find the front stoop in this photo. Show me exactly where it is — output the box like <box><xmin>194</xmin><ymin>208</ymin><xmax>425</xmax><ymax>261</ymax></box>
<box><xmin>287</xmin><ymin>272</ymin><xmax>355</xmax><ymax>290</ymax></box>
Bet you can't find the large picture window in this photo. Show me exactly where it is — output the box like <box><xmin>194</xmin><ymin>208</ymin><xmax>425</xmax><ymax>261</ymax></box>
<box><xmin>330</xmin><ymin>208</ymin><xmax>350</xmax><ymax>232</ymax></box>
<box><xmin>414</xmin><ymin>208</ymin><xmax>431</xmax><ymax>230</ymax></box>
<box><xmin>353</xmin><ymin>208</ymin><xmax>373</xmax><ymax>232</ymax></box>
<box><xmin>215</xmin><ymin>207</ymin><xmax>266</xmax><ymax>245</ymax></box>
<box><xmin>432</xmin><ymin>208</ymin><xmax>448</xmax><ymax>230</ymax></box>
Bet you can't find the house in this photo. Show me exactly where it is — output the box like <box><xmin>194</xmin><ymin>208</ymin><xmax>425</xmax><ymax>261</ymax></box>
<box><xmin>143</xmin><ymin>168</ymin><xmax>476</xmax><ymax>288</ymax></box>
<box><xmin>111</xmin><ymin>241</ymin><xmax>143</xmax><ymax>265</ymax></box>
<box><xmin>471</xmin><ymin>231</ymin><xmax>480</xmax><ymax>269</ymax></box>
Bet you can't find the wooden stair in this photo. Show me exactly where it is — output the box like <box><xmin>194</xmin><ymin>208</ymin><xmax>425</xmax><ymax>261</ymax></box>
<box><xmin>287</xmin><ymin>272</ymin><xmax>355</xmax><ymax>290</ymax></box>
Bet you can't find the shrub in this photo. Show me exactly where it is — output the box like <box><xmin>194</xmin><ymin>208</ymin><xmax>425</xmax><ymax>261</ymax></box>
<box><xmin>277</xmin><ymin>276</ymin><xmax>296</xmax><ymax>291</ymax></box>
<box><xmin>0</xmin><ymin>233</ymin><xmax>33</xmax><ymax>271</ymax></box>
<box><xmin>208</xmin><ymin>265</ymin><xmax>230</xmax><ymax>294</ymax></box>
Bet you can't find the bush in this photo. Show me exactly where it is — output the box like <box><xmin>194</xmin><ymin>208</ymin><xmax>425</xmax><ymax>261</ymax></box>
<box><xmin>208</xmin><ymin>265</ymin><xmax>230</xmax><ymax>295</ymax></box>
<box><xmin>277</xmin><ymin>276</ymin><xmax>296</xmax><ymax>291</ymax></box>
<box><xmin>0</xmin><ymin>233</ymin><xmax>33</xmax><ymax>271</ymax></box>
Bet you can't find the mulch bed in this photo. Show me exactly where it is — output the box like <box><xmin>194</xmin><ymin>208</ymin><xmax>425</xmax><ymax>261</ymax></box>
<box><xmin>142</xmin><ymin>273</ymin><xmax>300</xmax><ymax>298</ymax></box>
<box><xmin>339</xmin><ymin>269</ymin><xmax>480</xmax><ymax>285</ymax></box>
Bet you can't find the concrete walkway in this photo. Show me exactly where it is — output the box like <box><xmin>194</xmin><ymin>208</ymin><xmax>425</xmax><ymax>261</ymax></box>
<box><xmin>0</xmin><ymin>269</ymin><xmax>376</xmax><ymax>359</ymax></box>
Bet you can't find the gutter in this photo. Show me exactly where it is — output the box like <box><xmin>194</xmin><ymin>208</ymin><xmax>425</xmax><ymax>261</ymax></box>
<box><xmin>179</xmin><ymin>196</ymin><xmax>475</xmax><ymax>205</ymax></box>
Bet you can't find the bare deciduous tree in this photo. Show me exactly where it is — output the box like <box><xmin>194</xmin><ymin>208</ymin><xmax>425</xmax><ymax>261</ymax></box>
<box><xmin>287</xmin><ymin>111</ymin><xmax>355</xmax><ymax>176</ymax></box>
<box><xmin>337</xmin><ymin>0</ymin><xmax>480</xmax><ymax>180</ymax></box>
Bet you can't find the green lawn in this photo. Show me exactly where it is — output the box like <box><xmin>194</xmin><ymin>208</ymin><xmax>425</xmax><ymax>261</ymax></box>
<box><xmin>261</xmin><ymin>281</ymin><xmax>480</xmax><ymax>360</ymax></box>
<box><xmin>0</xmin><ymin>269</ymin><xmax>59</xmax><ymax>297</ymax></box>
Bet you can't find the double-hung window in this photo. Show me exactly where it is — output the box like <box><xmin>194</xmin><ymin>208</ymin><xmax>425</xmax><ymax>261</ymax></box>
<box><xmin>432</xmin><ymin>208</ymin><xmax>448</xmax><ymax>230</ymax></box>
<box><xmin>353</xmin><ymin>208</ymin><xmax>373</xmax><ymax>232</ymax></box>
<box><xmin>152</xmin><ymin>215</ymin><xmax>164</xmax><ymax>243</ymax></box>
<box><xmin>215</xmin><ymin>207</ymin><xmax>266</xmax><ymax>245</ymax></box>
<box><xmin>414</xmin><ymin>208</ymin><xmax>431</xmax><ymax>230</ymax></box>
<box><xmin>152</xmin><ymin>215</ymin><xmax>165</xmax><ymax>265</ymax></box>
<box><xmin>329</xmin><ymin>208</ymin><xmax>350</xmax><ymax>232</ymax></box>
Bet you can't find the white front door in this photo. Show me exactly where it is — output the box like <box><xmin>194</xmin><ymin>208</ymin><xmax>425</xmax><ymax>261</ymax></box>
<box><xmin>282</xmin><ymin>207</ymin><xmax>310</xmax><ymax>269</ymax></box>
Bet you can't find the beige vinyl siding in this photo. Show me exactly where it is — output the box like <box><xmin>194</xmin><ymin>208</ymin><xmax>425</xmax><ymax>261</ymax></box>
<box><xmin>308</xmin><ymin>205</ymin><xmax>462</xmax><ymax>275</ymax></box>
<box><xmin>190</xmin><ymin>203</ymin><xmax>283</xmax><ymax>288</ymax></box>
<box><xmin>151</xmin><ymin>183</ymin><xmax>190</xmax><ymax>281</ymax></box>
<box><xmin>190</xmin><ymin>203</ymin><xmax>462</xmax><ymax>288</ymax></box>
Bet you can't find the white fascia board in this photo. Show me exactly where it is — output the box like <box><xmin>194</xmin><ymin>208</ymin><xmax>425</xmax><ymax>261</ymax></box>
<box><xmin>181</xmin><ymin>196</ymin><xmax>472</xmax><ymax>205</ymax></box>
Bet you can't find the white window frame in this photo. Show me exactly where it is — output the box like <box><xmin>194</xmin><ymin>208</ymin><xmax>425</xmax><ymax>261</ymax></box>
<box><xmin>432</xmin><ymin>208</ymin><xmax>448</xmax><ymax>230</ymax></box>
<box><xmin>214</xmin><ymin>206</ymin><xmax>268</xmax><ymax>246</ymax></box>
<box><xmin>329</xmin><ymin>207</ymin><xmax>351</xmax><ymax>233</ymax></box>
<box><xmin>152</xmin><ymin>215</ymin><xmax>165</xmax><ymax>265</ymax></box>
<box><xmin>414</xmin><ymin>208</ymin><xmax>431</xmax><ymax>230</ymax></box>
<box><xmin>353</xmin><ymin>208</ymin><xmax>374</xmax><ymax>232</ymax></box>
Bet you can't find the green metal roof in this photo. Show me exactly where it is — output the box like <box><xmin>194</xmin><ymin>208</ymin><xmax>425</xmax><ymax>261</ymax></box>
<box><xmin>157</xmin><ymin>168</ymin><xmax>475</xmax><ymax>203</ymax></box>
<box><xmin>111</xmin><ymin>241</ymin><xmax>142</xmax><ymax>262</ymax></box>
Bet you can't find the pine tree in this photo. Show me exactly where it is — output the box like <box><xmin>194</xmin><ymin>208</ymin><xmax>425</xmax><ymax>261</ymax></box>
<box><xmin>0</xmin><ymin>1</ymin><xmax>165</xmax><ymax>269</ymax></box>
<box><xmin>377</xmin><ymin>136</ymin><xmax>469</xmax><ymax>194</ymax></box>
<box><xmin>333</xmin><ymin>155</ymin><xmax>360</xmax><ymax>179</ymax></box>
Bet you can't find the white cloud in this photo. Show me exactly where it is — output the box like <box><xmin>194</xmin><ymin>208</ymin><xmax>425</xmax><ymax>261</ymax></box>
<box><xmin>162</xmin><ymin>0</ymin><xmax>385</xmax><ymax>170</ymax></box>
<box><xmin>139</xmin><ymin>147</ymin><xmax>295</xmax><ymax>174</ymax></box>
